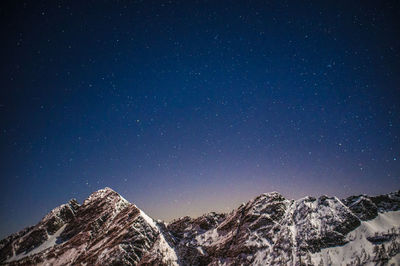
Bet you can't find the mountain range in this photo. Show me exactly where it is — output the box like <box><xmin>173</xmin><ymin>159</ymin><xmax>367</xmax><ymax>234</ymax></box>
<box><xmin>1</xmin><ymin>187</ymin><xmax>399</xmax><ymax>265</ymax></box>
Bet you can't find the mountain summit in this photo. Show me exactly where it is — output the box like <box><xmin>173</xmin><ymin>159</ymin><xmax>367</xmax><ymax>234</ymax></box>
<box><xmin>1</xmin><ymin>188</ymin><xmax>399</xmax><ymax>265</ymax></box>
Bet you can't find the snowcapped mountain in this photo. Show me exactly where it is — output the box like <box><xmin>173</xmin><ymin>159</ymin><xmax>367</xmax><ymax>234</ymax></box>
<box><xmin>1</xmin><ymin>188</ymin><xmax>399</xmax><ymax>265</ymax></box>
<box><xmin>0</xmin><ymin>188</ymin><xmax>178</xmax><ymax>265</ymax></box>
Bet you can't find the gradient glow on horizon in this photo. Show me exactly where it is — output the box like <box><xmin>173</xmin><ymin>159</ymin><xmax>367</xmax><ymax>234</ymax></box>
<box><xmin>1</xmin><ymin>0</ymin><xmax>399</xmax><ymax>238</ymax></box>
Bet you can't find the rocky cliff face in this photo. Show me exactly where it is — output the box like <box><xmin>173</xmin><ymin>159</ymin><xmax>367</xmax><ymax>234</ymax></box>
<box><xmin>166</xmin><ymin>192</ymin><xmax>364</xmax><ymax>265</ymax></box>
<box><xmin>0</xmin><ymin>198</ymin><xmax>79</xmax><ymax>263</ymax></box>
<box><xmin>0</xmin><ymin>188</ymin><xmax>178</xmax><ymax>265</ymax></box>
<box><xmin>343</xmin><ymin>191</ymin><xmax>400</xmax><ymax>221</ymax></box>
<box><xmin>1</xmin><ymin>188</ymin><xmax>399</xmax><ymax>265</ymax></box>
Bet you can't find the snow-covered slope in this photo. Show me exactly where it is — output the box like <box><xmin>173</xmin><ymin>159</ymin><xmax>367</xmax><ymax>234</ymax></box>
<box><xmin>167</xmin><ymin>191</ymin><xmax>400</xmax><ymax>265</ymax></box>
<box><xmin>310</xmin><ymin>211</ymin><xmax>400</xmax><ymax>265</ymax></box>
<box><xmin>1</xmin><ymin>188</ymin><xmax>399</xmax><ymax>265</ymax></box>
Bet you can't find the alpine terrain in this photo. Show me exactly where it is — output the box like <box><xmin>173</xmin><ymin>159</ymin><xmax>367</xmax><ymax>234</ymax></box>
<box><xmin>1</xmin><ymin>188</ymin><xmax>399</xmax><ymax>265</ymax></box>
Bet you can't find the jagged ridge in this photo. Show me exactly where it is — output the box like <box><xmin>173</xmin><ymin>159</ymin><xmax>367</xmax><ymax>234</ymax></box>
<box><xmin>1</xmin><ymin>189</ymin><xmax>399</xmax><ymax>265</ymax></box>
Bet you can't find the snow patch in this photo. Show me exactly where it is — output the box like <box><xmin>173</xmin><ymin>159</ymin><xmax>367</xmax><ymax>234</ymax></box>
<box><xmin>140</xmin><ymin>210</ymin><xmax>157</xmax><ymax>229</ymax></box>
<box><xmin>310</xmin><ymin>211</ymin><xmax>400</xmax><ymax>265</ymax></box>
<box><xmin>7</xmin><ymin>224</ymin><xmax>67</xmax><ymax>262</ymax></box>
<box><xmin>140</xmin><ymin>210</ymin><xmax>179</xmax><ymax>265</ymax></box>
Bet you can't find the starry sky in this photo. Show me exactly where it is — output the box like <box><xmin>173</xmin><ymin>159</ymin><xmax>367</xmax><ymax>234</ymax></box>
<box><xmin>1</xmin><ymin>0</ymin><xmax>399</xmax><ymax>238</ymax></box>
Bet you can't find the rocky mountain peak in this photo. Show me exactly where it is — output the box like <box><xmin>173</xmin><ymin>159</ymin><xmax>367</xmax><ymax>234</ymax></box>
<box><xmin>247</xmin><ymin>191</ymin><xmax>288</xmax><ymax>217</ymax></box>
<box><xmin>260</xmin><ymin>191</ymin><xmax>285</xmax><ymax>199</ymax></box>
<box><xmin>1</xmin><ymin>189</ymin><xmax>400</xmax><ymax>265</ymax></box>
<box><xmin>0</xmin><ymin>187</ymin><xmax>176</xmax><ymax>265</ymax></box>
<box><xmin>83</xmin><ymin>187</ymin><xmax>126</xmax><ymax>205</ymax></box>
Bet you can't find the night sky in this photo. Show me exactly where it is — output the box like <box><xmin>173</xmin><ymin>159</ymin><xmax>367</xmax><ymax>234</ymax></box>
<box><xmin>1</xmin><ymin>0</ymin><xmax>399</xmax><ymax>238</ymax></box>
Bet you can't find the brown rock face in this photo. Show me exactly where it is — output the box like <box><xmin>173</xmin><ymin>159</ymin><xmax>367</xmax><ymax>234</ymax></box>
<box><xmin>0</xmin><ymin>198</ymin><xmax>79</xmax><ymax>263</ymax></box>
<box><xmin>0</xmin><ymin>188</ymin><xmax>163</xmax><ymax>266</ymax></box>
<box><xmin>0</xmin><ymin>226</ymin><xmax>33</xmax><ymax>264</ymax></box>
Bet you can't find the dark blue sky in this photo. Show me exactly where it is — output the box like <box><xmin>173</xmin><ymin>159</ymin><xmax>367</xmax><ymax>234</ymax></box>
<box><xmin>1</xmin><ymin>0</ymin><xmax>399</xmax><ymax>238</ymax></box>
